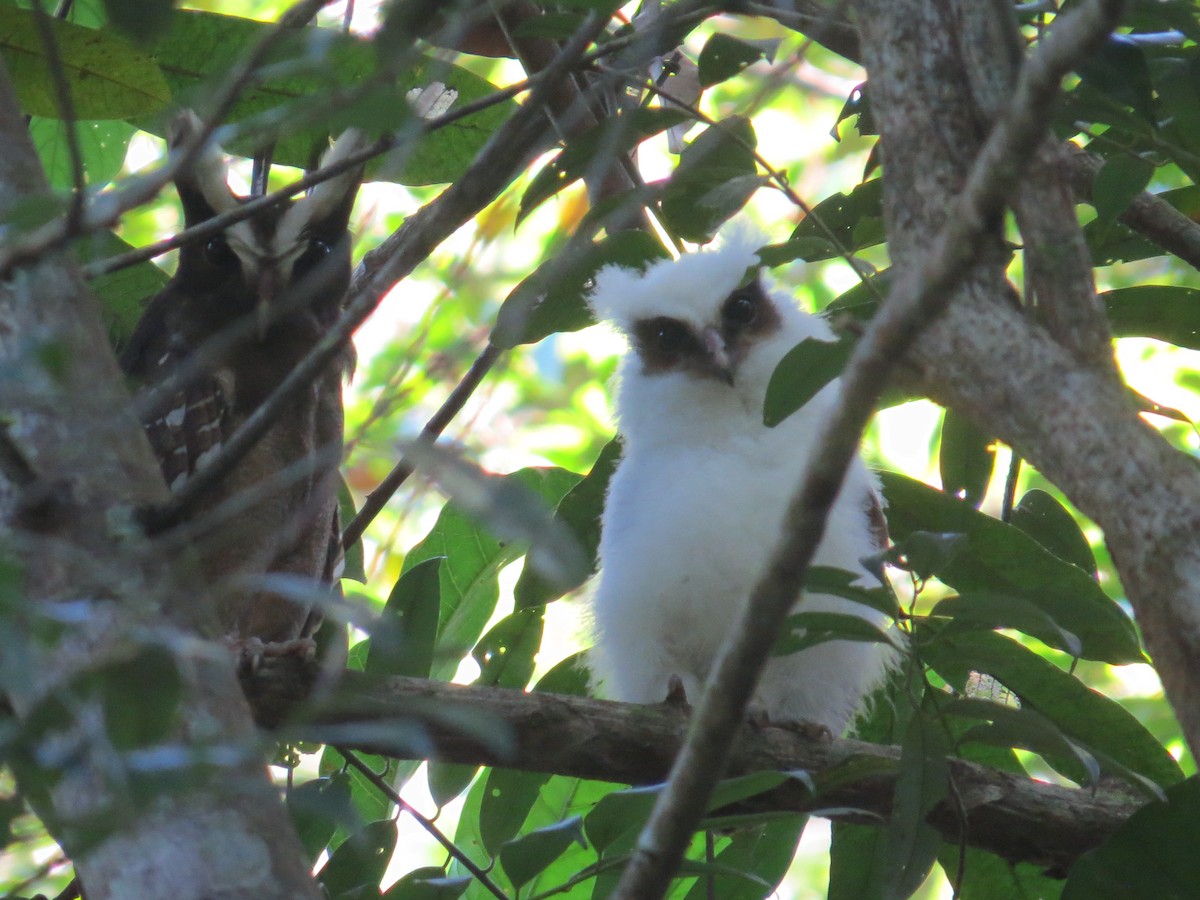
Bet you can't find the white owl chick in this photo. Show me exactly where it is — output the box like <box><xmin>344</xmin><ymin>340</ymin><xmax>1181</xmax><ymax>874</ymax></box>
<box><xmin>587</xmin><ymin>234</ymin><xmax>891</xmax><ymax>735</ymax></box>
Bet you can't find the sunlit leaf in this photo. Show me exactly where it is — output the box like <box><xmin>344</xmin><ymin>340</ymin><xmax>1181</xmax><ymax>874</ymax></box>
<box><xmin>366</xmin><ymin>557</ymin><xmax>442</xmax><ymax>679</ymax></box>
<box><xmin>0</xmin><ymin>6</ymin><xmax>169</xmax><ymax>118</ymax></box>
<box><xmin>514</xmin><ymin>439</ymin><xmax>620</xmax><ymax>607</ymax></box>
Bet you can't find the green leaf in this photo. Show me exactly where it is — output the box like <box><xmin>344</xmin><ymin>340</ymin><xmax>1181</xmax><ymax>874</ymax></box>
<box><xmin>383</xmin><ymin>867</ymin><xmax>470</xmax><ymax>899</ymax></box>
<box><xmin>511</xmin><ymin>11</ymin><xmax>587</xmax><ymax>41</ymax></box>
<box><xmin>763</xmin><ymin>335</ymin><xmax>853</xmax><ymax>427</ymax></box>
<box><xmin>682</xmin><ymin>817</ymin><xmax>806</xmax><ymax>900</ymax></box>
<box><xmin>514</xmin><ymin>439</ymin><xmax>621</xmax><ymax>608</ymax></box>
<box><xmin>944</xmin><ymin>697</ymin><xmax>1102</xmax><ymax>787</ymax></box>
<box><xmin>337</xmin><ymin>478</ymin><xmax>366</xmax><ymax>583</ymax></box>
<box><xmin>102</xmin><ymin>0</ymin><xmax>175</xmax><ymax>44</ymax></box>
<box><xmin>932</xmin><ymin>591</ymin><xmax>1083</xmax><ymax>658</ymax></box>
<box><xmin>499</xmin><ymin>815</ymin><xmax>587</xmax><ymax>889</ymax></box>
<box><xmin>476</xmin><ymin>655</ymin><xmax>592</xmax><ymax>855</ymax></box>
<box><xmin>366</xmin><ymin>557</ymin><xmax>442</xmax><ymax>679</ymax></box>
<box><xmin>427</xmin><ymin>761</ymin><xmax>478</xmax><ymax>808</ymax></box>
<box><xmin>0</xmin><ymin>6</ymin><xmax>169</xmax><ymax>118</ymax></box>
<box><xmin>920</xmin><ymin>628</ymin><xmax>1183</xmax><ymax>788</ymax></box>
<box><xmin>659</xmin><ymin>116</ymin><xmax>762</xmax><ymax>243</ymax></box>
<box><xmin>585</xmin><ymin>784</ymin><xmax>660</xmax><ymax>854</ymax></box>
<box><xmin>148</xmin><ymin>10</ymin><xmax>515</xmax><ymax>184</ymax></box>
<box><xmin>29</xmin><ymin>118</ymin><xmax>135</xmax><ymax>192</ymax></box>
<box><xmin>318</xmin><ymin>819</ymin><xmax>396</xmax><ymax>897</ymax></box>
<box><xmin>480</xmin><ymin>766</ymin><xmax>548</xmax><ymax>856</ymax></box>
<box><xmin>287</xmin><ymin>774</ymin><xmax>358</xmax><ymax>864</ymax></box>
<box><xmin>830</xmin><ymin>822</ymin><xmax>887</xmax><ymax>900</ymax></box>
<box><xmin>472</xmin><ymin>609</ymin><xmax>543</xmax><ymax>690</ymax></box>
<box><xmin>698</xmin><ymin>34</ymin><xmax>767</xmax><ymax>87</ymax></box>
<box><xmin>1063</xmin><ymin>776</ymin><xmax>1200</xmax><ymax>900</ymax></box>
<box><xmin>1103</xmin><ymin>285</ymin><xmax>1200</xmax><ymax>350</ymax></box>
<box><xmin>805</xmin><ymin>566</ymin><xmax>899</xmax><ymax>618</ymax></box>
<box><xmin>1010</xmin><ymin>489</ymin><xmax>1097</xmax><ymax>576</ymax></box>
<box><xmin>883</xmin><ymin>711</ymin><xmax>949</xmax><ymax>900</ymax></box>
<box><xmin>1075</xmin><ymin>35</ymin><xmax>1157</xmax><ymax>127</ymax></box>
<box><xmin>403</xmin><ymin>468</ymin><xmax>578</xmax><ymax>681</ymax></box>
<box><xmin>77</xmin><ymin>231</ymin><xmax>169</xmax><ymax>352</ymax></box>
<box><xmin>938</xmin><ymin>410</ymin><xmax>995</xmax><ymax>508</ymax></box>
<box><xmin>775</xmin><ymin>611</ymin><xmax>895</xmax><ymax>656</ymax></box>
<box><xmin>320</xmin><ymin>748</ymin><xmax>393</xmax><ymax>826</ymax></box>
<box><xmin>881</xmin><ymin>472</ymin><xmax>1142</xmax><ymax>664</ymax></box>
<box><xmin>491</xmin><ymin>232</ymin><xmax>669</xmax><ymax>349</ymax></box>
<box><xmin>785</xmin><ymin>179</ymin><xmax>885</xmax><ymax>259</ymax></box>
<box><xmin>1092</xmin><ymin>154</ymin><xmax>1155</xmax><ymax>223</ymax></box>
<box><xmin>518</xmin><ymin>107</ymin><xmax>689</xmax><ymax>223</ymax></box>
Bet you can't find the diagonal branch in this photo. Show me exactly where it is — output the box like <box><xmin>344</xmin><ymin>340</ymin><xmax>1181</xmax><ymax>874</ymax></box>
<box><xmin>614</xmin><ymin>2</ymin><xmax>1123</xmax><ymax>896</ymax></box>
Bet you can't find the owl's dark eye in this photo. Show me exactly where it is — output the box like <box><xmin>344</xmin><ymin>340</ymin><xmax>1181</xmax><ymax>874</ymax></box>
<box><xmin>294</xmin><ymin>238</ymin><xmax>332</xmax><ymax>277</ymax></box>
<box><xmin>723</xmin><ymin>287</ymin><xmax>759</xmax><ymax>327</ymax></box>
<box><xmin>204</xmin><ymin>236</ymin><xmax>237</xmax><ymax>269</ymax></box>
<box><xmin>650</xmin><ymin>318</ymin><xmax>690</xmax><ymax>355</ymax></box>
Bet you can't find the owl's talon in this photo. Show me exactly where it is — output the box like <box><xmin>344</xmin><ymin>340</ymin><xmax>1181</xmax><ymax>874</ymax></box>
<box><xmin>227</xmin><ymin>636</ymin><xmax>317</xmax><ymax>673</ymax></box>
<box><xmin>775</xmin><ymin>717</ymin><xmax>833</xmax><ymax>741</ymax></box>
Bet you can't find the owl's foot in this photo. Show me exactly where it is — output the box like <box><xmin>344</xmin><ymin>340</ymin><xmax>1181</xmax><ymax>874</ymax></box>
<box><xmin>661</xmin><ymin>673</ymin><xmax>691</xmax><ymax>711</ymax></box>
<box><xmin>227</xmin><ymin>636</ymin><xmax>318</xmax><ymax>674</ymax></box>
<box><xmin>771</xmin><ymin>716</ymin><xmax>833</xmax><ymax>741</ymax></box>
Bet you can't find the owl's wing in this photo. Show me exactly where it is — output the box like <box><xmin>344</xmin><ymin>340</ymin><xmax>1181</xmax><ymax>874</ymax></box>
<box><xmin>120</xmin><ymin>298</ymin><xmax>235</xmax><ymax>492</ymax></box>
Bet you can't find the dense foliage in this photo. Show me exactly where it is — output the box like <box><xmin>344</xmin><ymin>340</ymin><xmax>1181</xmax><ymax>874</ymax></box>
<box><xmin>1</xmin><ymin>1</ymin><xmax>1199</xmax><ymax>898</ymax></box>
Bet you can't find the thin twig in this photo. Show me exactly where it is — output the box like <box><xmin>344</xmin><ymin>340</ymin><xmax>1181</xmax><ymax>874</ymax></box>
<box><xmin>28</xmin><ymin>0</ymin><xmax>85</xmax><ymax>227</ymax></box>
<box><xmin>340</xmin><ymin>748</ymin><xmax>509</xmax><ymax>900</ymax></box>
<box><xmin>613</xmin><ymin>2</ymin><xmax>1123</xmax><ymax>895</ymax></box>
<box><xmin>342</xmin><ymin>343</ymin><xmax>501</xmax><ymax>550</ymax></box>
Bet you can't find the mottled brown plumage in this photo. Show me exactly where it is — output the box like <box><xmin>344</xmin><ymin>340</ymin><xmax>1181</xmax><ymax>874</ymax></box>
<box><xmin>122</xmin><ymin>113</ymin><xmax>366</xmax><ymax>646</ymax></box>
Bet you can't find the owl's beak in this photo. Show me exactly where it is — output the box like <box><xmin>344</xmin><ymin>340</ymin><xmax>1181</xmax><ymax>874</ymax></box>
<box><xmin>700</xmin><ymin>326</ymin><xmax>735</xmax><ymax>386</ymax></box>
<box><xmin>255</xmin><ymin>271</ymin><xmax>277</xmax><ymax>340</ymax></box>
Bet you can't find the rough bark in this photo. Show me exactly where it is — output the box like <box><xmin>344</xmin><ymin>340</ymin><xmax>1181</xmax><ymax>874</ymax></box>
<box><xmin>855</xmin><ymin>0</ymin><xmax>1200</xmax><ymax>761</ymax></box>
<box><xmin>245</xmin><ymin>660</ymin><xmax>1147</xmax><ymax>874</ymax></box>
<box><xmin>0</xmin><ymin>59</ymin><xmax>323</xmax><ymax>900</ymax></box>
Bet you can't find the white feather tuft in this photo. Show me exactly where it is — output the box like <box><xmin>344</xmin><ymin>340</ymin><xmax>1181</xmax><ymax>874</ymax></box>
<box><xmin>169</xmin><ymin>110</ymin><xmax>238</xmax><ymax>215</ymax></box>
<box><xmin>588</xmin><ymin>229</ymin><xmax>764</xmax><ymax>333</ymax></box>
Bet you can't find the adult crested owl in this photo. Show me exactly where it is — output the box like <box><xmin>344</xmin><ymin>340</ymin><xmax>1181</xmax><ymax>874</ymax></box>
<box><xmin>587</xmin><ymin>233</ymin><xmax>891</xmax><ymax>734</ymax></box>
<box><xmin>121</xmin><ymin>112</ymin><xmax>367</xmax><ymax>647</ymax></box>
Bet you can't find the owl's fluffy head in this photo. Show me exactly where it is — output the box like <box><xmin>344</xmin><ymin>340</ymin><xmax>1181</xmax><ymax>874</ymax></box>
<box><xmin>588</xmin><ymin>230</ymin><xmax>764</xmax><ymax>335</ymax></box>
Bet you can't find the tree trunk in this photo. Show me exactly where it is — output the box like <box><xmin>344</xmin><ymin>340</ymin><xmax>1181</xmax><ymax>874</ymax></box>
<box><xmin>0</xmin><ymin>59</ymin><xmax>323</xmax><ymax>900</ymax></box>
<box><xmin>855</xmin><ymin>0</ymin><xmax>1200</xmax><ymax>758</ymax></box>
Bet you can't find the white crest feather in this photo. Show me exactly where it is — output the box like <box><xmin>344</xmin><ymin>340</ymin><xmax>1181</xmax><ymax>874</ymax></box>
<box><xmin>169</xmin><ymin>110</ymin><xmax>238</xmax><ymax>215</ymax></box>
<box><xmin>588</xmin><ymin>230</ymin><xmax>763</xmax><ymax>333</ymax></box>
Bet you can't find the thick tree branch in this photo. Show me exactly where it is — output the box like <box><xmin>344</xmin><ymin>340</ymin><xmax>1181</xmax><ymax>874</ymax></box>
<box><xmin>862</xmin><ymin>0</ymin><xmax>1200</xmax><ymax>761</ymax></box>
<box><xmin>244</xmin><ymin>661</ymin><xmax>1147</xmax><ymax>874</ymax></box>
<box><xmin>614</xmin><ymin>3</ymin><xmax>1123</xmax><ymax>896</ymax></box>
